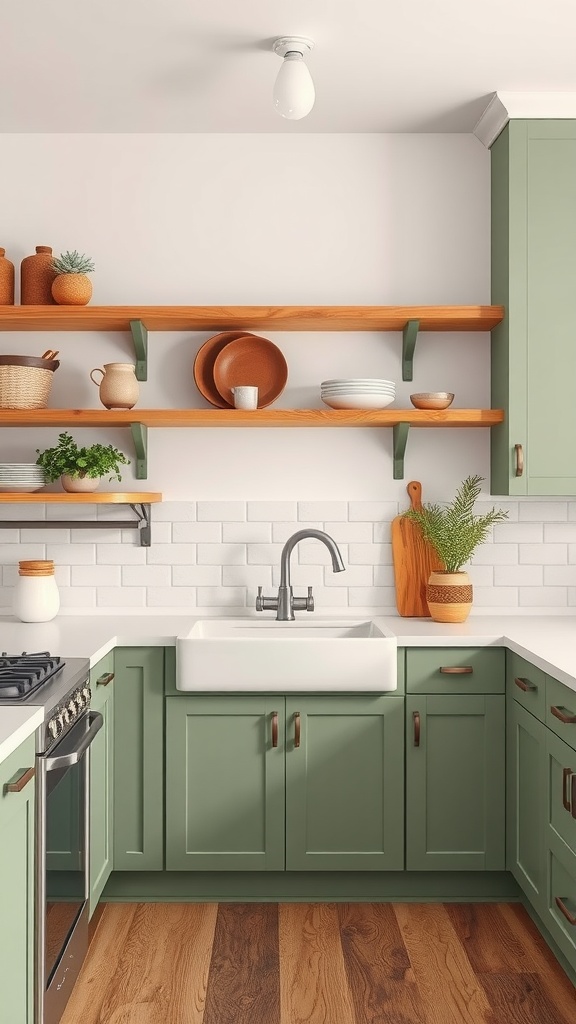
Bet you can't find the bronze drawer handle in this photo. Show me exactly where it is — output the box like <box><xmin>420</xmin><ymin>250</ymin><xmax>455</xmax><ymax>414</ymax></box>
<box><xmin>551</xmin><ymin>706</ymin><xmax>576</xmax><ymax>725</ymax></box>
<box><xmin>413</xmin><ymin>711</ymin><xmax>420</xmax><ymax>747</ymax></box>
<box><xmin>515</xmin><ymin>443</ymin><xmax>524</xmax><ymax>478</ymax></box>
<box><xmin>563</xmin><ymin>768</ymin><xmax>573</xmax><ymax>812</ymax></box>
<box><xmin>5</xmin><ymin>766</ymin><xmax>35</xmax><ymax>794</ymax></box>
<box><xmin>572</xmin><ymin>775</ymin><xmax>576</xmax><ymax>821</ymax></box>
<box><xmin>515</xmin><ymin>676</ymin><xmax>537</xmax><ymax>693</ymax></box>
<box><xmin>271</xmin><ymin>712</ymin><xmax>278</xmax><ymax>748</ymax></box>
<box><xmin>440</xmin><ymin>666</ymin><xmax>473</xmax><ymax>675</ymax></box>
<box><xmin>555</xmin><ymin>897</ymin><xmax>576</xmax><ymax>926</ymax></box>
<box><xmin>294</xmin><ymin>712</ymin><xmax>301</xmax><ymax>749</ymax></box>
<box><xmin>96</xmin><ymin>672</ymin><xmax>115</xmax><ymax>686</ymax></box>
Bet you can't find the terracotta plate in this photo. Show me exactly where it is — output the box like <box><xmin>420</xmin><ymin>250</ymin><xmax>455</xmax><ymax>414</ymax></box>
<box><xmin>193</xmin><ymin>332</ymin><xmax>255</xmax><ymax>408</ymax></box>
<box><xmin>213</xmin><ymin>335</ymin><xmax>288</xmax><ymax>408</ymax></box>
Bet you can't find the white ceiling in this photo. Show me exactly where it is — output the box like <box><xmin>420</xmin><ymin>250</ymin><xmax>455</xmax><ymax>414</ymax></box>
<box><xmin>2</xmin><ymin>0</ymin><xmax>575</xmax><ymax>133</ymax></box>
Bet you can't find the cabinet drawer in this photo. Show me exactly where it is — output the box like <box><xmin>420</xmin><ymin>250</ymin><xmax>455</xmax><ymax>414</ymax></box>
<box><xmin>90</xmin><ymin>650</ymin><xmax>115</xmax><ymax>692</ymax></box>
<box><xmin>545</xmin><ymin>837</ymin><xmax>576</xmax><ymax>973</ymax></box>
<box><xmin>506</xmin><ymin>651</ymin><xmax>546</xmax><ymax>721</ymax></box>
<box><xmin>406</xmin><ymin>648</ymin><xmax>505</xmax><ymax>693</ymax></box>
<box><xmin>547</xmin><ymin>731</ymin><xmax>576</xmax><ymax>859</ymax></box>
<box><xmin>546</xmin><ymin>676</ymin><xmax>576</xmax><ymax>753</ymax></box>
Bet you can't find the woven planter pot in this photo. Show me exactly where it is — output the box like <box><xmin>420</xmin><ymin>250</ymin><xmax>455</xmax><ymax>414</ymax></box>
<box><xmin>426</xmin><ymin>570</ymin><xmax>473</xmax><ymax>623</ymax></box>
<box><xmin>52</xmin><ymin>274</ymin><xmax>92</xmax><ymax>305</ymax></box>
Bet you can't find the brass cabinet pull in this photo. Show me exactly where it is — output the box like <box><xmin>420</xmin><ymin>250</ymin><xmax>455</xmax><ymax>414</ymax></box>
<box><xmin>271</xmin><ymin>712</ymin><xmax>278</xmax><ymax>748</ymax></box>
<box><xmin>5</xmin><ymin>766</ymin><xmax>35</xmax><ymax>794</ymax></box>
<box><xmin>563</xmin><ymin>768</ymin><xmax>573</xmax><ymax>812</ymax></box>
<box><xmin>96</xmin><ymin>672</ymin><xmax>115</xmax><ymax>686</ymax></box>
<box><xmin>515</xmin><ymin>443</ymin><xmax>524</xmax><ymax>477</ymax></box>
<box><xmin>294</xmin><ymin>712</ymin><xmax>301</xmax><ymax>749</ymax></box>
<box><xmin>555</xmin><ymin>897</ymin><xmax>576</xmax><ymax>926</ymax></box>
<box><xmin>413</xmin><ymin>711</ymin><xmax>421</xmax><ymax>747</ymax></box>
<box><xmin>551</xmin><ymin>706</ymin><xmax>576</xmax><ymax>725</ymax></box>
<box><xmin>440</xmin><ymin>666</ymin><xmax>473</xmax><ymax>675</ymax></box>
<box><xmin>515</xmin><ymin>676</ymin><xmax>537</xmax><ymax>693</ymax></box>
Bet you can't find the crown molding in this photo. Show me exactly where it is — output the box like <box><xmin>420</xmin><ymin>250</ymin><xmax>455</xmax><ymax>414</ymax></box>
<box><xmin>474</xmin><ymin>91</ymin><xmax>576</xmax><ymax>148</ymax></box>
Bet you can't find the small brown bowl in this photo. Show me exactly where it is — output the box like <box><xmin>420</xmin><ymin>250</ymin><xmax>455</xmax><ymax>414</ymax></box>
<box><xmin>410</xmin><ymin>392</ymin><xmax>454</xmax><ymax>410</ymax></box>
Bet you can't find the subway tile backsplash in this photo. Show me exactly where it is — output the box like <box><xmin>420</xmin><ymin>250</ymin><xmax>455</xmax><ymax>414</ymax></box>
<box><xmin>1</xmin><ymin>500</ymin><xmax>576</xmax><ymax>612</ymax></box>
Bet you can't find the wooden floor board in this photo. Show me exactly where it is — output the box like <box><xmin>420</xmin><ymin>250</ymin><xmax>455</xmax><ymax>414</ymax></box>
<box><xmin>59</xmin><ymin>901</ymin><xmax>575</xmax><ymax>1024</ymax></box>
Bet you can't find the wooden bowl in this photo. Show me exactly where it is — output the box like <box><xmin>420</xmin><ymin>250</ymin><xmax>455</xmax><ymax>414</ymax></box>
<box><xmin>410</xmin><ymin>392</ymin><xmax>454</xmax><ymax>410</ymax></box>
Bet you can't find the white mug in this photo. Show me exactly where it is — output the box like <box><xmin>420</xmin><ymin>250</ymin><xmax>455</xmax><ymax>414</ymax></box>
<box><xmin>231</xmin><ymin>386</ymin><xmax>259</xmax><ymax>410</ymax></box>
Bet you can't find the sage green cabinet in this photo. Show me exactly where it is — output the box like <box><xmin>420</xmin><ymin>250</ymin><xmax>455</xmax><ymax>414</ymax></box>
<box><xmin>0</xmin><ymin>735</ymin><xmax>36</xmax><ymax>1024</ymax></box>
<box><xmin>165</xmin><ymin>694</ymin><xmax>404</xmax><ymax>872</ymax></box>
<box><xmin>285</xmin><ymin>696</ymin><xmax>404</xmax><ymax>871</ymax></box>
<box><xmin>113</xmin><ymin>647</ymin><xmax>164</xmax><ymax>870</ymax></box>
<box><xmin>545</xmin><ymin>836</ymin><xmax>576</xmax><ymax>974</ymax></box>
<box><xmin>89</xmin><ymin>654</ymin><xmax>115</xmax><ymax>914</ymax></box>
<box><xmin>165</xmin><ymin>696</ymin><xmax>285</xmax><ymax>870</ymax></box>
<box><xmin>546</xmin><ymin>729</ymin><xmax>576</xmax><ymax>861</ymax></box>
<box><xmin>406</xmin><ymin>694</ymin><xmax>505</xmax><ymax>870</ymax></box>
<box><xmin>491</xmin><ymin>120</ymin><xmax>576</xmax><ymax>494</ymax></box>
<box><xmin>506</xmin><ymin>698</ymin><xmax>547</xmax><ymax>912</ymax></box>
<box><xmin>406</xmin><ymin>647</ymin><xmax>505</xmax><ymax>694</ymax></box>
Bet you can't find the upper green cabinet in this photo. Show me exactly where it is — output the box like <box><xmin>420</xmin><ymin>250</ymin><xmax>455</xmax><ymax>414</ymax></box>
<box><xmin>491</xmin><ymin>120</ymin><xmax>576</xmax><ymax>494</ymax></box>
<box><xmin>0</xmin><ymin>735</ymin><xmax>36</xmax><ymax>1024</ymax></box>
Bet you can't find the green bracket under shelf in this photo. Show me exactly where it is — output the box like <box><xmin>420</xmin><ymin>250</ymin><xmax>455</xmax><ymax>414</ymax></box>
<box><xmin>402</xmin><ymin>319</ymin><xmax>420</xmax><ymax>382</ymax></box>
<box><xmin>129</xmin><ymin>320</ymin><xmax>148</xmax><ymax>381</ymax></box>
<box><xmin>130</xmin><ymin>422</ymin><xmax>148</xmax><ymax>479</ymax></box>
<box><xmin>393</xmin><ymin>422</ymin><xmax>410</xmax><ymax>479</ymax></box>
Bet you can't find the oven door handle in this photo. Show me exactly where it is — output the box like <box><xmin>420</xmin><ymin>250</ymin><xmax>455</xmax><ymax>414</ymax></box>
<box><xmin>44</xmin><ymin>711</ymin><xmax>103</xmax><ymax>771</ymax></box>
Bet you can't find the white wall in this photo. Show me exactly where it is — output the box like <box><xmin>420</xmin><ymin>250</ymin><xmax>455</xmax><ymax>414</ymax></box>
<box><xmin>0</xmin><ymin>132</ymin><xmax>490</xmax><ymax>500</ymax></box>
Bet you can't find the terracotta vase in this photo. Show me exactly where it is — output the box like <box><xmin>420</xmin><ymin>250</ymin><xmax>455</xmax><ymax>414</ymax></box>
<box><xmin>426</xmin><ymin>570</ymin><xmax>473</xmax><ymax>623</ymax></box>
<box><xmin>90</xmin><ymin>362</ymin><xmax>139</xmax><ymax>410</ymax></box>
<box><xmin>20</xmin><ymin>245</ymin><xmax>57</xmax><ymax>305</ymax></box>
<box><xmin>0</xmin><ymin>248</ymin><xmax>14</xmax><ymax>304</ymax></box>
<box><xmin>61</xmin><ymin>473</ymin><xmax>100</xmax><ymax>493</ymax></box>
<box><xmin>52</xmin><ymin>274</ymin><xmax>92</xmax><ymax>305</ymax></box>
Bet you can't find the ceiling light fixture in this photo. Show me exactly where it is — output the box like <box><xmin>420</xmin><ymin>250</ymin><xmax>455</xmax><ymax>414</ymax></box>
<box><xmin>272</xmin><ymin>37</ymin><xmax>315</xmax><ymax>121</ymax></box>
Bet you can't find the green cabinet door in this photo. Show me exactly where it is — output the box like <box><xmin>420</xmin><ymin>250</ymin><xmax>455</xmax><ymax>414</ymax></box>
<box><xmin>113</xmin><ymin>647</ymin><xmax>164</xmax><ymax>870</ymax></box>
<box><xmin>0</xmin><ymin>735</ymin><xmax>36</xmax><ymax>1024</ymax></box>
<box><xmin>165</xmin><ymin>696</ymin><xmax>285</xmax><ymax>870</ymax></box>
<box><xmin>285</xmin><ymin>696</ymin><xmax>404</xmax><ymax>871</ymax></box>
<box><xmin>491</xmin><ymin>120</ymin><xmax>576</xmax><ymax>494</ymax></box>
<box><xmin>89</xmin><ymin>657</ymin><xmax>114</xmax><ymax>915</ymax></box>
<box><xmin>406</xmin><ymin>694</ymin><xmax>505</xmax><ymax>870</ymax></box>
<box><xmin>506</xmin><ymin>699</ymin><xmax>547</xmax><ymax>912</ymax></box>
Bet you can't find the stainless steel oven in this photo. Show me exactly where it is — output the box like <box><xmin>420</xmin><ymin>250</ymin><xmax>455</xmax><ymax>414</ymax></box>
<box><xmin>36</xmin><ymin>709</ymin><xmax>102</xmax><ymax>1024</ymax></box>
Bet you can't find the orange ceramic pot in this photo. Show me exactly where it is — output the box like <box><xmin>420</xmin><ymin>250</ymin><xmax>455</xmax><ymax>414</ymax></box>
<box><xmin>52</xmin><ymin>274</ymin><xmax>92</xmax><ymax>305</ymax></box>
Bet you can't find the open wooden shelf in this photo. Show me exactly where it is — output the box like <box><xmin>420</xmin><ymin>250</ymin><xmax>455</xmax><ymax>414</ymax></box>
<box><xmin>0</xmin><ymin>408</ymin><xmax>504</xmax><ymax>428</ymax></box>
<box><xmin>0</xmin><ymin>304</ymin><xmax>505</xmax><ymax>332</ymax></box>
<box><xmin>0</xmin><ymin>492</ymin><xmax>162</xmax><ymax>503</ymax></box>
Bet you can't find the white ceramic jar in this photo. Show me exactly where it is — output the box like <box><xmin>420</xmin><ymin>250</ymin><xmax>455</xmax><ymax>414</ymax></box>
<box><xmin>12</xmin><ymin>569</ymin><xmax>60</xmax><ymax>622</ymax></box>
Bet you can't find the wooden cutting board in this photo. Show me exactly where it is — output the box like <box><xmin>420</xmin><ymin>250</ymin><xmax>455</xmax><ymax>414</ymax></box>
<box><xmin>392</xmin><ymin>481</ymin><xmax>444</xmax><ymax>617</ymax></box>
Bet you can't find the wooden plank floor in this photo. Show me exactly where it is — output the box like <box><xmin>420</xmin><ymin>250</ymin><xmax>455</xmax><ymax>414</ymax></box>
<box><xmin>61</xmin><ymin>902</ymin><xmax>576</xmax><ymax>1024</ymax></box>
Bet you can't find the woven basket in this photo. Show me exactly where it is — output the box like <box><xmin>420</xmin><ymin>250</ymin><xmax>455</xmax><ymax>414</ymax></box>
<box><xmin>0</xmin><ymin>355</ymin><xmax>60</xmax><ymax>409</ymax></box>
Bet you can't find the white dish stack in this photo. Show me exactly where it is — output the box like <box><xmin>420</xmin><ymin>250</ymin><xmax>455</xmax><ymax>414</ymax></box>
<box><xmin>321</xmin><ymin>378</ymin><xmax>396</xmax><ymax>410</ymax></box>
<box><xmin>0</xmin><ymin>463</ymin><xmax>46</xmax><ymax>493</ymax></box>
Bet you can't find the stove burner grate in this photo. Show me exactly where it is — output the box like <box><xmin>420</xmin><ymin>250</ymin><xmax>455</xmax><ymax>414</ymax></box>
<box><xmin>0</xmin><ymin>651</ymin><xmax>66</xmax><ymax>700</ymax></box>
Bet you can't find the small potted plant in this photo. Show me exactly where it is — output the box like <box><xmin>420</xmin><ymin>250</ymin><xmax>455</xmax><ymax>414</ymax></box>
<box><xmin>402</xmin><ymin>475</ymin><xmax>508</xmax><ymax>622</ymax></box>
<box><xmin>36</xmin><ymin>432</ymin><xmax>130</xmax><ymax>492</ymax></box>
<box><xmin>51</xmin><ymin>250</ymin><xmax>95</xmax><ymax>305</ymax></box>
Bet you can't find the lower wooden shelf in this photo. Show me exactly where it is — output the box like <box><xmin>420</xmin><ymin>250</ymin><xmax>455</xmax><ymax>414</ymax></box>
<box><xmin>0</xmin><ymin>492</ymin><xmax>162</xmax><ymax>503</ymax></box>
<box><xmin>0</xmin><ymin>492</ymin><xmax>162</xmax><ymax>546</ymax></box>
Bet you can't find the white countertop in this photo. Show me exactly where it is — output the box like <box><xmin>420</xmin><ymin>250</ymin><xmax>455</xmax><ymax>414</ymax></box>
<box><xmin>1</xmin><ymin>612</ymin><xmax>575</xmax><ymax>766</ymax></box>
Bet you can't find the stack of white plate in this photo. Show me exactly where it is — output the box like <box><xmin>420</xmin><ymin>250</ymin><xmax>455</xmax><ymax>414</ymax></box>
<box><xmin>0</xmin><ymin>463</ymin><xmax>46</xmax><ymax>493</ymax></box>
<box><xmin>321</xmin><ymin>378</ymin><xmax>396</xmax><ymax>410</ymax></box>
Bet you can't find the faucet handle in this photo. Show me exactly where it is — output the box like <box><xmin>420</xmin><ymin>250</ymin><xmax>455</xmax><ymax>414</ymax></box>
<box><xmin>256</xmin><ymin>586</ymin><xmax>264</xmax><ymax>612</ymax></box>
<box><xmin>306</xmin><ymin>586</ymin><xmax>315</xmax><ymax>612</ymax></box>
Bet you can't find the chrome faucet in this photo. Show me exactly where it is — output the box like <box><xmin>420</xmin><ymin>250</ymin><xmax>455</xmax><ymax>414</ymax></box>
<box><xmin>256</xmin><ymin>528</ymin><xmax>346</xmax><ymax>621</ymax></box>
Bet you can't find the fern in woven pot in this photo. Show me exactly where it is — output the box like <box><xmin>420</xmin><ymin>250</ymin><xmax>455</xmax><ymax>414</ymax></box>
<box><xmin>402</xmin><ymin>475</ymin><xmax>508</xmax><ymax>622</ymax></box>
<box><xmin>51</xmin><ymin>251</ymin><xmax>95</xmax><ymax>305</ymax></box>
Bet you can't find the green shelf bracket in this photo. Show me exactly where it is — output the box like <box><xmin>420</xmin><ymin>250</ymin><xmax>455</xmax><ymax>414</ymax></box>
<box><xmin>130</xmin><ymin>422</ymin><xmax>148</xmax><ymax>480</ymax></box>
<box><xmin>393</xmin><ymin>422</ymin><xmax>410</xmax><ymax>479</ymax></box>
<box><xmin>402</xmin><ymin>319</ymin><xmax>420</xmax><ymax>382</ymax></box>
<box><xmin>129</xmin><ymin>319</ymin><xmax>148</xmax><ymax>381</ymax></box>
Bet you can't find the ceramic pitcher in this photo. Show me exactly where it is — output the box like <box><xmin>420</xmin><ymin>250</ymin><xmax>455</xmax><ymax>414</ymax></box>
<box><xmin>90</xmin><ymin>362</ymin><xmax>139</xmax><ymax>409</ymax></box>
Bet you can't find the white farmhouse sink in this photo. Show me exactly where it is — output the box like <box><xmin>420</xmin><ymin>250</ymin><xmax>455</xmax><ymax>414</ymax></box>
<box><xmin>176</xmin><ymin>618</ymin><xmax>397</xmax><ymax>692</ymax></box>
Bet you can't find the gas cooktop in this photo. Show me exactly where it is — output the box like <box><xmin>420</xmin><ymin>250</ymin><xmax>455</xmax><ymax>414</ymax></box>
<box><xmin>0</xmin><ymin>652</ymin><xmax>66</xmax><ymax>700</ymax></box>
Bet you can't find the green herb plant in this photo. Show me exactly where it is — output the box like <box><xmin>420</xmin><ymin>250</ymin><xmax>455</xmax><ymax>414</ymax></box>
<box><xmin>36</xmin><ymin>432</ymin><xmax>129</xmax><ymax>483</ymax></box>
<box><xmin>52</xmin><ymin>251</ymin><xmax>95</xmax><ymax>275</ymax></box>
<box><xmin>402</xmin><ymin>474</ymin><xmax>509</xmax><ymax>573</ymax></box>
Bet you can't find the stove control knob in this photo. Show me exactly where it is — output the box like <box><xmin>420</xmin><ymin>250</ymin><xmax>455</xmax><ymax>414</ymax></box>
<box><xmin>74</xmin><ymin>690</ymin><xmax>84</xmax><ymax>709</ymax></box>
<box><xmin>68</xmin><ymin>700</ymin><xmax>77</xmax><ymax>718</ymax></box>
<box><xmin>48</xmin><ymin>718</ymin><xmax>60</xmax><ymax>739</ymax></box>
<box><xmin>61</xmin><ymin>707</ymin><xmax>70</xmax><ymax>726</ymax></box>
<box><xmin>82</xmin><ymin>686</ymin><xmax>91</xmax><ymax>705</ymax></box>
